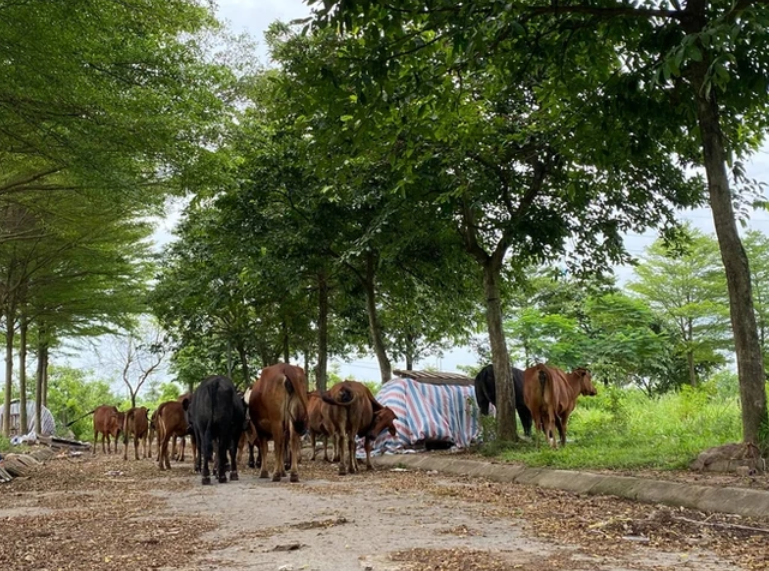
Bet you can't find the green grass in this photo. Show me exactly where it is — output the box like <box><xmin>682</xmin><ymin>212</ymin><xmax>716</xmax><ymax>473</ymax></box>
<box><xmin>493</xmin><ymin>382</ymin><xmax>744</xmax><ymax>471</ymax></box>
<box><xmin>0</xmin><ymin>435</ymin><xmax>11</xmax><ymax>453</ymax></box>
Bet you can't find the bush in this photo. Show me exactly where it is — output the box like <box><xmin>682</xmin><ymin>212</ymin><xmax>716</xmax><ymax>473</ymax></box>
<box><xmin>497</xmin><ymin>381</ymin><xmax>742</xmax><ymax>470</ymax></box>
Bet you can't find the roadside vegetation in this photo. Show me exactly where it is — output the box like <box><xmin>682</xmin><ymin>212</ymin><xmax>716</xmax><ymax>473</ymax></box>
<box><xmin>500</xmin><ymin>383</ymin><xmax>742</xmax><ymax>470</ymax></box>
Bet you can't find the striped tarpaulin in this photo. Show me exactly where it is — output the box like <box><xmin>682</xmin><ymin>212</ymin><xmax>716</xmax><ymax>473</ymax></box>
<box><xmin>356</xmin><ymin>377</ymin><xmax>483</xmax><ymax>457</ymax></box>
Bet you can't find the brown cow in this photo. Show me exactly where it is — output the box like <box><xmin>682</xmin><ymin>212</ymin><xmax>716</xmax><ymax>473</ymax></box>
<box><xmin>523</xmin><ymin>364</ymin><xmax>597</xmax><ymax>448</ymax></box>
<box><xmin>156</xmin><ymin>400</ymin><xmax>195</xmax><ymax>471</ymax></box>
<box><xmin>92</xmin><ymin>405</ymin><xmax>122</xmax><ymax>454</ymax></box>
<box><xmin>122</xmin><ymin>407</ymin><xmax>150</xmax><ymax>460</ymax></box>
<box><xmin>308</xmin><ymin>390</ymin><xmax>335</xmax><ymax>462</ymax></box>
<box><xmin>172</xmin><ymin>392</ymin><xmax>192</xmax><ymax>462</ymax></box>
<box><xmin>248</xmin><ymin>363</ymin><xmax>309</xmax><ymax>482</ymax></box>
<box><xmin>321</xmin><ymin>381</ymin><xmax>398</xmax><ymax>475</ymax></box>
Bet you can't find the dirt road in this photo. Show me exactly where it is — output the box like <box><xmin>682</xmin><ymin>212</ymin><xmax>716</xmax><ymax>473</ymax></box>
<box><xmin>1</xmin><ymin>452</ymin><xmax>767</xmax><ymax>570</ymax></box>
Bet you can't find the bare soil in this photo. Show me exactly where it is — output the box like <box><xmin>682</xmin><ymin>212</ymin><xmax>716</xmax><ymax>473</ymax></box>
<box><xmin>1</xmin><ymin>449</ymin><xmax>768</xmax><ymax>571</ymax></box>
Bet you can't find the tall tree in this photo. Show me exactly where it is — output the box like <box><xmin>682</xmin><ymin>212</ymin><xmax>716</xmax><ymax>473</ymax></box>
<box><xmin>277</xmin><ymin>19</ymin><xmax>703</xmax><ymax>440</ymax></box>
<box><xmin>309</xmin><ymin>0</ymin><xmax>769</xmax><ymax>448</ymax></box>
<box><xmin>628</xmin><ymin>227</ymin><xmax>730</xmax><ymax>386</ymax></box>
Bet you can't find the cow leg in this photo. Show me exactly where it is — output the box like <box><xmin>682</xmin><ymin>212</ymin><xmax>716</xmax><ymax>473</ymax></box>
<box><xmin>179</xmin><ymin>436</ymin><xmax>186</xmax><ymax>462</ymax></box>
<box><xmin>364</xmin><ymin>437</ymin><xmax>374</xmax><ymax>471</ymax></box>
<box><xmin>310</xmin><ymin>430</ymin><xmax>317</xmax><ymax>461</ymax></box>
<box><xmin>133</xmin><ymin>433</ymin><xmax>140</xmax><ymax>460</ymax></box>
<box><xmin>247</xmin><ymin>442</ymin><xmax>256</xmax><ymax>469</ymax></box>
<box><xmin>288</xmin><ymin>425</ymin><xmax>301</xmax><ymax>483</ymax></box>
<box><xmin>332</xmin><ymin>433</ymin><xmax>341</xmax><ymax>463</ymax></box>
<box><xmin>229</xmin><ymin>437</ymin><xmax>239</xmax><ymax>482</ymax></box>
<box><xmin>272</xmin><ymin>423</ymin><xmax>285</xmax><ymax>482</ymax></box>
<box><xmin>557</xmin><ymin>413</ymin><xmax>569</xmax><ymax>447</ymax></box>
<box><xmin>93</xmin><ymin>430</ymin><xmax>98</xmax><ymax>455</ymax></box>
<box><xmin>337</xmin><ymin>431</ymin><xmax>347</xmax><ymax>476</ymax></box>
<box><xmin>257</xmin><ymin>436</ymin><xmax>269</xmax><ymax>479</ymax></box>
<box><xmin>216</xmin><ymin>438</ymin><xmax>228</xmax><ymax>483</ymax></box>
<box><xmin>322</xmin><ymin>435</ymin><xmax>330</xmax><ymax>462</ymax></box>
<box><xmin>200</xmin><ymin>426</ymin><xmax>213</xmax><ymax>485</ymax></box>
<box><xmin>348</xmin><ymin>431</ymin><xmax>357</xmax><ymax>474</ymax></box>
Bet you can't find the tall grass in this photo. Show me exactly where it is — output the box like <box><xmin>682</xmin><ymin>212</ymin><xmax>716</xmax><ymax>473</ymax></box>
<box><xmin>495</xmin><ymin>379</ymin><xmax>744</xmax><ymax>470</ymax></box>
<box><xmin>0</xmin><ymin>435</ymin><xmax>11</xmax><ymax>453</ymax></box>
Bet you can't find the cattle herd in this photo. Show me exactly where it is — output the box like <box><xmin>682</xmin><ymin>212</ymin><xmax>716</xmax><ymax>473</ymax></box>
<box><xmin>86</xmin><ymin>361</ymin><xmax>595</xmax><ymax>485</ymax></box>
<box><xmin>87</xmin><ymin>363</ymin><xmax>399</xmax><ymax>485</ymax></box>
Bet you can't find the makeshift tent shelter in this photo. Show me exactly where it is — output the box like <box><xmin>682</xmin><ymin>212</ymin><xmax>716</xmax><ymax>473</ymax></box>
<box><xmin>356</xmin><ymin>370</ymin><xmax>483</xmax><ymax>457</ymax></box>
<box><xmin>0</xmin><ymin>400</ymin><xmax>56</xmax><ymax>436</ymax></box>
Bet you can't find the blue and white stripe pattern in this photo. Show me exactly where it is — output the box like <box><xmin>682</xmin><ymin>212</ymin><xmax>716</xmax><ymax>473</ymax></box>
<box><xmin>356</xmin><ymin>377</ymin><xmax>482</xmax><ymax>457</ymax></box>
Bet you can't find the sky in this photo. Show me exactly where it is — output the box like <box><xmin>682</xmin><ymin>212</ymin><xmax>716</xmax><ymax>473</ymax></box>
<box><xmin>72</xmin><ymin>0</ymin><xmax>769</xmax><ymax>387</ymax></box>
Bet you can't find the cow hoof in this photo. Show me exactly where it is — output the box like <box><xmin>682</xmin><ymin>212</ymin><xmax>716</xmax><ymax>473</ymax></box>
<box><xmin>218</xmin><ymin>475</ymin><xmax>228</xmax><ymax>484</ymax></box>
<box><xmin>289</xmin><ymin>473</ymin><xmax>299</xmax><ymax>483</ymax></box>
<box><xmin>338</xmin><ymin>469</ymin><xmax>347</xmax><ymax>476</ymax></box>
<box><xmin>230</xmin><ymin>472</ymin><xmax>239</xmax><ymax>481</ymax></box>
<box><xmin>272</xmin><ymin>473</ymin><xmax>282</xmax><ymax>483</ymax></box>
<box><xmin>248</xmin><ymin>461</ymin><xmax>255</xmax><ymax>469</ymax></box>
<box><xmin>202</xmin><ymin>476</ymin><xmax>212</xmax><ymax>485</ymax></box>
<box><xmin>259</xmin><ymin>471</ymin><xmax>269</xmax><ymax>479</ymax></box>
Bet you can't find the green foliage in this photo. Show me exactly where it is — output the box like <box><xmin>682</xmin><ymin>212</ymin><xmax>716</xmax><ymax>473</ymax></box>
<box><xmin>46</xmin><ymin>366</ymin><xmax>119</xmax><ymax>441</ymax></box>
<box><xmin>498</xmin><ymin>383</ymin><xmax>742</xmax><ymax>470</ymax></box>
<box><xmin>0</xmin><ymin>435</ymin><xmax>10</xmax><ymax>452</ymax></box>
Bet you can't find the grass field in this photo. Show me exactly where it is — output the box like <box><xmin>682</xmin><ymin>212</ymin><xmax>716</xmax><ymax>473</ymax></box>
<box><xmin>490</xmin><ymin>376</ymin><xmax>749</xmax><ymax>470</ymax></box>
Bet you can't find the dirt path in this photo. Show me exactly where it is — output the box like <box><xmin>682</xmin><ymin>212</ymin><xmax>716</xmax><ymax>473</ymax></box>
<box><xmin>1</xmin><ymin>453</ymin><xmax>768</xmax><ymax>570</ymax></box>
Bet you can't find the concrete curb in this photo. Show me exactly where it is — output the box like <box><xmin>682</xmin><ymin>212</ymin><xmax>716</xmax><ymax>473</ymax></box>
<box><xmin>372</xmin><ymin>454</ymin><xmax>769</xmax><ymax>519</ymax></box>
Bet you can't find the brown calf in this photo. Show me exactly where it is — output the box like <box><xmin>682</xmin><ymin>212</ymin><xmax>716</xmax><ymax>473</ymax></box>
<box><xmin>308</xmin><ymin>390</ymin><xmax>335</xmax><ymax>462</ymax></box>
<box><xmin>92</xmin><ymin>405</ymin><xmax>121</xmax><ymax>454</ymax></box>
<box><xmin>156</xmin><ymin>400</ymin><xmax>194</xmax><ymax>470</ymax></box>
<box><xmin>249</xmin><ymin>363</ymin><xmax>309</xmax><ymax>482</ymax></box>
<box><xmin>122</xmin><ymin>407</ymin><xmax>150</xmax><ymax>460</ymax></box>
<box><xmin>321</xmin><ymin>381</ymin><xmax>398</xmax><ymax>475</ymax></box>
<box><xmin>523</xmin><ymin>364</ymin><xmax>597</xmax><ymax>448</ymax></box>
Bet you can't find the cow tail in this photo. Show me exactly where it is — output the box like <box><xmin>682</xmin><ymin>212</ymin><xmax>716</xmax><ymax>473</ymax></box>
<box><xmin>65</xmin><ymin>408</ymin><xmax>97</xmax><ymax>427</ymax></box>
<box><xmin>283</xmin><ymin>375</ymin><xmax>307</xmax><ymax>435</ymax></box>
<box><xmin>538</xmin><ymin>369</ymin><xmax>548</xmax><ymax>401</ymax></box>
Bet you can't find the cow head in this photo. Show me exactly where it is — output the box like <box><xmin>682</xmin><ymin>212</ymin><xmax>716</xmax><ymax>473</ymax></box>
<box><xmin>573</xmin><ymin>368</ymin><xmax>597</xmax><ymax>396</ymax></box>
<box><xmin>367</xmin><ymin>407</ymin><xmax>398</xmax><ymax>441</ymax></box>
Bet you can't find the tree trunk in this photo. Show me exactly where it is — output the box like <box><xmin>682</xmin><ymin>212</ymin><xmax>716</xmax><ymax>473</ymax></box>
<box><xmin>35</xmin><ymin>338</ymin><xmax>43</xmax><ymax>435</ymax></box>
<box><xmin>41</xmin><ymin>343</ymin><xmax>48</xmax><ymax>408</ymax></box>
<box><xmin>19</xmin><ymin>311</ymin><xmax>27</xmax><ymax>433</ymax></box>
<box><xmin>282</xmin><ymin>320</ymin><xmax>290</xmax><ymax>363</ymax></box>
<box><xmin>130</xmin><ymin>391</ymin><xmax>137</xmax><ymax>408</ymax></box>
<box><xmin>237</xmin><ymin>343</ymin><xmax>250</xmax><ymax>388</ymax></box>
<box><xmin>2</xmin><ymin>309</ymin><xmax>14</xmax><ymax>437</ymax></box>
<box><xmin>692</xmin><ymin>60</ymin><xmax>768</xmax><ymax>445</ymax></box>
<box><xmin>405</xmin><ymin>330</ymin><xmax>414</xmax><ymax>371</ymax></box>
<box><xmin>687</xmin><ymin>318</ymin><xmax>697</xmax><ymax>387</ymax></box>
<box><xmin>483</xmin><ymin>262</ymin><xmax>518</xmax><ymax>442</ymax></box>
<box><xmin>364</xmin><ymin>252</ymin><xmax>392</xmax><ymax>383</ymax></box>
<box><xmin>317</xmin><ymin>270</ymin><xmax>329</xmax><ymax>392</ymax></box>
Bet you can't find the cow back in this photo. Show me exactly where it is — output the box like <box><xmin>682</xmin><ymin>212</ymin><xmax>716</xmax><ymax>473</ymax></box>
<box><xmin>157</xmin><ymin>401</ymin><xmax>188</xmax><ymax>438</ymax></box>
<box><xmin>124</xmin><ymin>407</ymin><xmax>149</xmax><ymax>437</ymax></box>
<box><xmin>189</xmin><ymin>375</ymin><xmax>245</xmax><ymax>441</ymax></box>
<box><xmin>322</xmin><ymin>381</ymin><xmax>375</xmax><ymax>437</ymax></box>
<box><xmin>250</xmin><ymin>363</ymin><xmax>308</xmax><ymax>437</ymax></box>
<box><xmin>93</xmin><ymin>405</ymin><xmax>119</xmax><ymax>434</ymax></box>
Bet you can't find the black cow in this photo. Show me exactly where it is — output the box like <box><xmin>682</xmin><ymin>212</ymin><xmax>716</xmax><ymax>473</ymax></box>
<box><xmin>474</xmin><ymin>364</ymin><xmax>533</xmax><ymax>436</ymax></box>
<box><xmin>185</xmin><ymin>375</ymin><xmax>246</xmax><ymax>485</ymax></box>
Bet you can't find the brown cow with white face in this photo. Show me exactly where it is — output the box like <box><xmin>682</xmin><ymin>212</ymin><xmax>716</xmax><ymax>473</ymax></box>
<box><xmin>92</xmin><ymin>405</ymin><xmax>122</xmax><ymax>455</ymax></box>
<box><xmin>122</xmin><ymin>406</ymin><xmax>150</xmax><ymax>460</ymax></box>
<box><xmin>248</xmin><ymin>363</ymin><xmax>309</xmax><ymax>483</ymax></box>
<box><xmin>321</xmin><ymin>381</ymin><xmax>398</xmax><ymax>475</ymax></box>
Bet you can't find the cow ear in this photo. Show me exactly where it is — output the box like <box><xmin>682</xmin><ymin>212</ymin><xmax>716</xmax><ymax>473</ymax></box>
<box><xmin>182</xmin><ymin>398</ymin><xmax>190</xmax><ymax>411</ymax></box>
